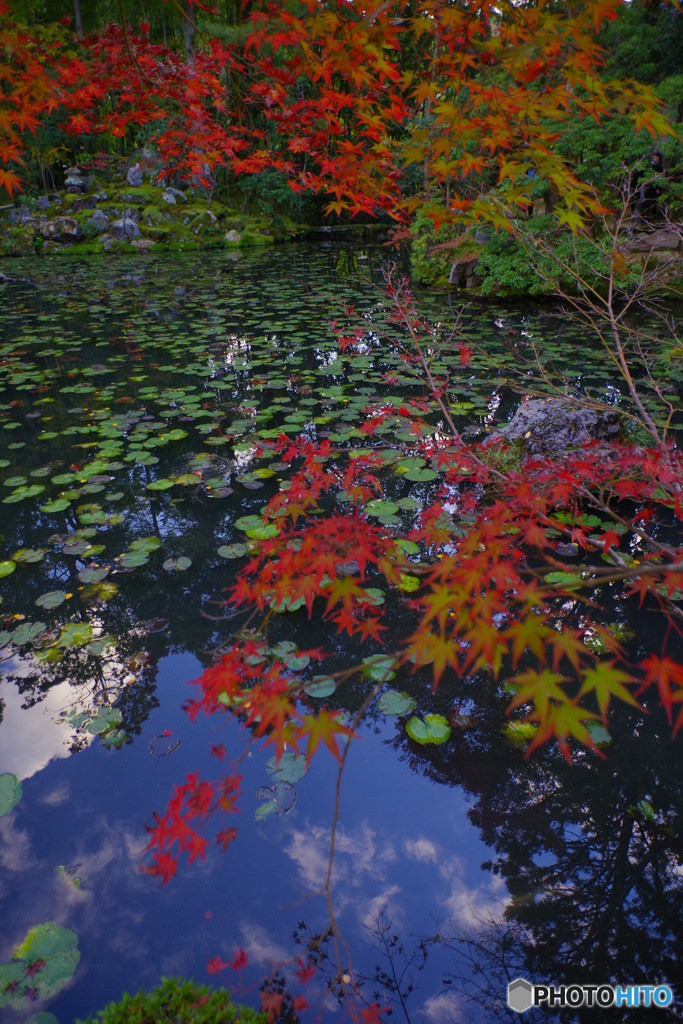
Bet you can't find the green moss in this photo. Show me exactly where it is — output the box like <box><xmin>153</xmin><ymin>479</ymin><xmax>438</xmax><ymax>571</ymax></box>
<box><xmin>77</xmin><ymin>975</ymin><xmax>265</xmax><ymax>1024</ymax></box>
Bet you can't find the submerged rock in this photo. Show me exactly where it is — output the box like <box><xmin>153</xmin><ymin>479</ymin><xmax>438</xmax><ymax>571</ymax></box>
<box><xmin>490</xmin><ymin>398</ymin><xmax>621</xmax><ymax>456</ymax></box>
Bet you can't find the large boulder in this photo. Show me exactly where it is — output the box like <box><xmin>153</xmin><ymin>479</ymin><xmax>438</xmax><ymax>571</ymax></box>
<box><xmin>40</xmin><ymin>217</ymin><xmax>81</xmax><ymax>242</ymax></box>
<box><xmin>490</xmin><ymin>398</ymin><xmax>620</xmax><ymax>456</ymax></box>
<box><xmin>111</xmin><ymin>217</ymin><xmax>141</xmax><ymax>240</ymax></box>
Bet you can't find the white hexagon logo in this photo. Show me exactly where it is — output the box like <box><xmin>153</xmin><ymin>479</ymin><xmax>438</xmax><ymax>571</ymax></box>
<box><xmin>508</xmin><ymin>977</ymin><xmax>534</xmax><ymax>1013</ymax></box>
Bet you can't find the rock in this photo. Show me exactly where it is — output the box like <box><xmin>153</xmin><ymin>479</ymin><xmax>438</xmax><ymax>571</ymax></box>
<box><xmin>131</xmin><ymin>238</ymin><xmax>155</xmax><ymax>250</ymax></box>
<box><xmin>489</xmin><ymin>398</ymin><xmax>621</xmax><ymax>456</ymax></box>
<box><xmin>40</xmin><ymin>217</ymin><xmax>81</xmax><ymax>242</ymax></box>
<box><xmin>8</xmin><ymin>208</ymin><xmax>35</xmax><ymax>225</ymax></box>
<box><xmin>225</xmin><ymin>229</ymin><xmax>241</xmax><ymax>244</ymax></box>
<box><xmin>88</xmin><ymin>210</ymin><xmax>109</xmax><ymax>233</ymax></box>
<box><xmin>127</xmin><ymin>163</ymin><xmax>144</xmax><ymax>187</ymax></box>
<box><xmin>162</xmin><ymin>186</ymin><xmax>186</xmax><ymax>204</ymax></box>
<box><xmin>111</xmin><ymin>217</ymin><xmax>141</xmax><ymax>240</ymax></box>
<box><xmin>82</xmin><ymin>195</ymin><xmax>99</xmax><ymax>210</ymax></box>
<box><xmin>37</xmin><ymin>196</ymin><xmax>52</xmax><ymax>210</ymax></box>
<box><xmin>628</xmin><ymin>229</ymin><xmax>680</xmax><ymax>252</ymax></box>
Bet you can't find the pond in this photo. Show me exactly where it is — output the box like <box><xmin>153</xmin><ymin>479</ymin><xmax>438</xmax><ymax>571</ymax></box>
<box><xmin>0</xmin><ymin>242</ymin><xmax>682</xmax><ymax>1024</ymax></box>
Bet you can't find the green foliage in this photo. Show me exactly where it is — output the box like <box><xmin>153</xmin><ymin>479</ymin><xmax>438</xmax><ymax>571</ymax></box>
<box><xmin>476</xmin><ymin>219</ymin><xmax>640</xmax><ymax>296</ymax></box>
<box><xmin>77</xmin><ymin>976</ymin><xmax>265</xmax><ymax>1024</ymax></box>
<box><xmin>410</xmin><ymin>206</ymin><xmax>481</xmax><ymax>286</ymax></box>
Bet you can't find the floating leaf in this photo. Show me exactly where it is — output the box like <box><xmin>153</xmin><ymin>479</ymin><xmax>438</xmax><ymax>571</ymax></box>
<box><xmin>378</xmin><ymin>690</ymin><xmax>416</xmax><ymax>716</ymax></box>
<box><xmin>146</xmin><ymin>478</ymin><xmax>174</xmax><ymax>491</ymax></box>
<box><xmin>0</xmin><ymin>560</ymin><xmax>16</xmax><ymax>577</ymax></box>
<box><xmin>56</xmin><ymin>623</ymin><xmax>94</xmax><ymax>648</ymax></box>
<box><xmin>403</xmin><ymin>468</ymin><xmax>437</xmax><ymax>482</ymax></box>
<box><xmin>13</xmin><ymin>548</ymin><xmax>47</xmax><ymax>564</ymax></box>
<box><xmin>129</xmin><ymin>537</ymin><xmax>161</xmax><ymax>552</ymax></box>
<box><xmin>397</xmin><ymin>574</ymin><xmax>420</xmax><ymax>593</ymax></box>
<box><xmin>266</xmin><ymin>750</ymin><xmax>308</xmax><ymax>784</ymax></box>
<box><xmin>119</xmin><ymin>552</ymin><xmax>149</xmax><ymax>568</ymax></box>
<box><xmin>40</xmin><ymin>498</ymin><xmax>71</xmax><ymax>512</ymax></box>
<box><xmin>543</xmin><ymin>571</ymin><xmax>584</xmax><ymax>589</ymax></box>
<box><xmin>78</xmin><ymin>567</ymin><xmax>109</xmax><ymax>584</ymax></box>
<box><xmin>586</xmin><ymin>721</ymin><xmax>612</xmax><ymax>747</ymax></box>
<box><xmin>12</xmin><ymin>621</ymin><xmax>47</xmax><ymax>645</ymax></box>
<box><xmin>362</xmin><ymin>655</ymin><xmax>397</xmax><ymax>682</ymax></box>
<box><xmin>163</xmin><ymin>556</ymin><xmax>192</xmax><ymax>572</ymax></box>
<box><xmin>35</xmin><ymin>590</ymin><xmax>68</xmax><ymax>609</ymax></box>
<box><xmin>364</xmin><ymin>499</ymin><xmax>399</xmax><ymax>517</ymax></box>
<box><xmin>255</xmin><ymin>781</ymin><xmax>296</xmax><ymax>818</ymax></box>
<box><xmin>304</xmin><ymin>675</ymin><xmax>336</xmax><ymax>698</ymax></box>
<box><xmin>217</xmin><ymin>543</ymin><xmax>247</xmax><ymax>559</ymax></box>
<box><xmin>405</xmin><ymin>714</ymin><xmax>451</xmax><ymax>745</ymax></box>
<box><xmin>0</xmin><ymin>773</ymin><xmax>22</xmax><ymax>817</ymax></box>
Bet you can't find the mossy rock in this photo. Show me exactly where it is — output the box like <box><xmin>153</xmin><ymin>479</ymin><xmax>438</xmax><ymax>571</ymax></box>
<box><xmin>76</xmin><ymin>976</ymin><xmax>266</xmax><ymax>1024</ymax></box>
<box><xmin>143</xmin><ymin>205</ymin><xmax>170</xmax><ymax>226</ymax></box>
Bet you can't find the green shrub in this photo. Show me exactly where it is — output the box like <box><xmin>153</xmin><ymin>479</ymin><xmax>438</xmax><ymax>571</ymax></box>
<box><xmin>77</xmin><ymin>975</ymin><xmax>265</xmax><ymax>1024</ymax></box>
<box><xmin>410</xmin><ymin>205</ymin><xmax>481</xmax><ymax>285</ymax></box>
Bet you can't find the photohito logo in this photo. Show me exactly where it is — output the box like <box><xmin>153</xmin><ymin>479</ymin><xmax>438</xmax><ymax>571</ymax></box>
<box><xmin>507</xmin><ymin>978</ymin><xmax>674</xmax><ymax>1013</ymax></box>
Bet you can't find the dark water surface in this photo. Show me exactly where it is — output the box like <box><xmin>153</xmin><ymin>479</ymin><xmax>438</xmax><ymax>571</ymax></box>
<box><xmin>0</xmin><ymin>244</ymin><xmax>681</xmax><ymax>1024</ymax></box>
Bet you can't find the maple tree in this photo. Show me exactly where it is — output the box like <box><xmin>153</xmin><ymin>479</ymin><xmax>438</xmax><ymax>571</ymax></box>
<box><xmin>1</xmin><ymin>0</ymin><xmax>673</xmax><ymax>223</ymax></box>
<box><xmin>3</xmin><ymin>4</ymin><xmax>683</xmax><ymax>1020</ymax></box>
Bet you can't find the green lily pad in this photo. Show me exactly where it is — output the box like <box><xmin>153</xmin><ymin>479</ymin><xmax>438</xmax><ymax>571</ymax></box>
<box><xmin>405</xmin><ymin>714</ymin><xmax>451</xmax><ymax>745</ymax></box>
<box><xmin>0</xmin><ymin>921</ymin><xmax>81</xmax><ymax>1008</ymax></box>
<box><xmin>146</xmin><ymin>478</ymin><xmax>175</xmax><ymax>491</ymax></box>
<box><xmin>56</xmin><ymin>623</ymin><xmax>94</xmax><ymax>648</ymax></box>
<box><xmin>364</xmin><ymin>499</ymin><xmax>400</xmax><ymax>517</ymax></box>
<box><xmin>78</xmin><ymin>567</ymin><xmax>110</xmax><ymax>584</ymax></box>
<box><xmin>304</xmin><ymin>676</ymin><xmax>336</xmax><ymax>698</ymax></box>
<box><xmin>13</xmin><ymin>548</ymin><xmax>47</xmax><ymax>564</ymax></box>
<box><xmin>543</xmin><ymin>571</ymin><xmax>584</xmax><ymax>589</ymax></box>
<box><xmin>397</xmin><ymin>574</ymin><xmax>420</xmax><ymax>592</ymax></box>
<box><xmin>403</xmin><ymin>468</ymin><xmax>438</xmax><ymax>482</ymax></box>
<box><xmin>129</xmin><ymin>537</ymin><xmax>161</xmax><ymax>552</ymax></box>
<box><xmin>217</xmin><ymin>543</ymin><xmax>247</xmax><ymax>559</ymax></box>
<box><xmin>0</xmin><ymin>560</ymin><xmax>16</xmax><ymax>577</ymax></box>
<box><xmin>586</xmin><ymin>721</ymin><xmax>612</xmax><ymax>747</ymax></box>
<box><xmin>119</xmin><ymin>551</ymin><xmax>149</xmax><ymax>569</ymax></box>
<box><xmin>163</xmin><ymin>556</ymin><xmax>192</xmax><ymax>572</ymax></box>
<box><xmin>378</xmin><ymin>690</ymin><xmax>417</xmax><ymax>716</ymax></box>
<box><xmin>266</xmin><ymin>750</ymin><xmax>308</xmax><ymax>784</ymax></box>
<box><xmin>12</xmin><ymin>621</ymin><xmax>47</xmax><ymax>645</ymax></box>
<box><xmin>35</xmin><ymin>590</ymin><xmax>68</xmax><ymax>609</ymax></box>
<box><xmin>362</xmin><ymin>655</ymin><xmax>397</xmax><ymax>682</ymax></box>
<box><xmin>0</xmin><ymin>773</ymin><xmax>23</xmax><ymax>817</ymax></box>
<box><xmin>40</xmin><ymin>498</ymin><xmax>71</xmax><ymax>513</ymax></box>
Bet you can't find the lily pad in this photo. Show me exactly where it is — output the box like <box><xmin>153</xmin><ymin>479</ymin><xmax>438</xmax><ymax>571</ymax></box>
<box><xmin>364</xmin><ymin>499</ymin><xmax>400</xmax><ymax>517</ymax></box>
<box><xmin>0</xmin><ymin>922</ymin><xmax>81</xmax><ymax>1008</ymax></box>
<box><xmin>12</xmin><ymin>621</ymin><xmax>47</xmax><ymax>645</ymax></box>
<box><xmin>163</xmin><ymin>556</ymin><xmax>192</xmax><ymax>572</ymax></box>
<box><xmin>0</xmin><ymin>560</ymin><xmax>16</xmax><ymax>577</ymax></box>
<box><xmin>217</xmin><ymin>543</ymin><xmax>247</xmax><ymax>559</ymax></box>
<box><xmin>0</xmin><ymin>773</ymin><xmax>23</xmax><ymax>817</ymax></box>
<box><xmin>378</xmin><ymin>690</ymin><xmax>417</xmax><ymax>716</ymax></box>
<box><xmin>303</xmin><ymin>675</ymin><xmax>336</xmax><ymax>698</ymax></box>
<box><xmin>405</xmin><ymin>714</ymin><xmax>451</xmax><ymax>745</ymax></box>
<box><xmin>146</xmin><ymin>478</ymin><xmax>175</xmax><ymax>491</ymax></box>
<box><xmin>266</xmin><ymin>750</ymin><xmax>308</xmax><ymax>784</ymax></box>
<box><xmin>40</xmin><ymin>498</ymin><xmax>71</xmax><ymax>512</ymax></box>
<box><xmin>35</xmin><ymin>590</ymin><xmax>69</xmax><ymax>609</ymax></box>
<box><xmin>362</xmin><ymin>655</ymin><xmax>396</xmax><ymax>682</ymax></box>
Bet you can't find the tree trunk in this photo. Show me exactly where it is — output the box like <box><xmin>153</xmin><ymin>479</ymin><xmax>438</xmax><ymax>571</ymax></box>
<box><xmin>184</xmin><ymin>2</ymin><xmax>196</xmax><ymax>64</ymax></box>
<box><xmin>73</xmin><ymin>0</ymin><xmax>83</xmax><ymax>39</ymax></box>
